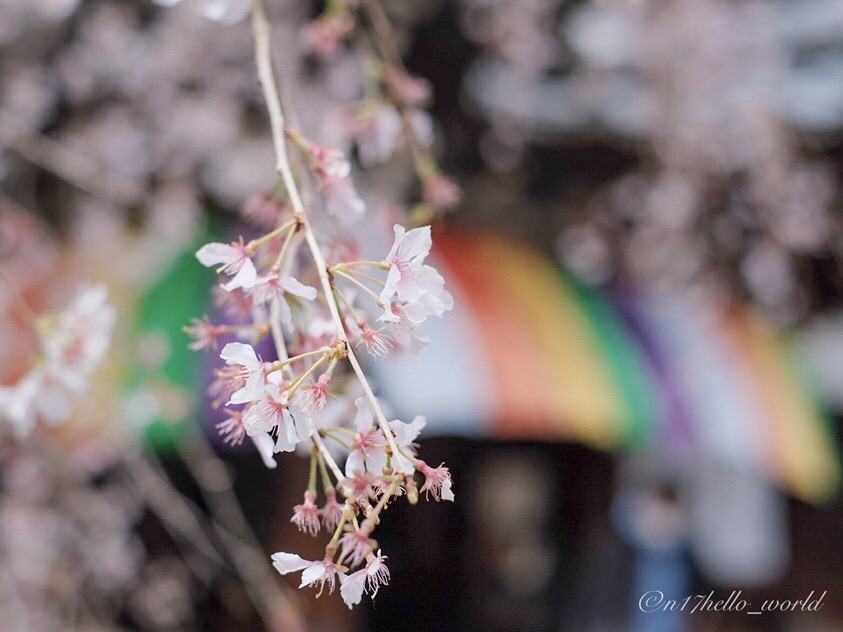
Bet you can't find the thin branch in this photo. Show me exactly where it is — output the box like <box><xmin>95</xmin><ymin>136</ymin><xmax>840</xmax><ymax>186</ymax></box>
<box><xmin>250</xmin><ymin>0</ymin><xmax>401</xmax><ymax>462</ymax></box>
<box><xmin>177</xmin><ymin>429</ymin><xmax>304</xmax><ymax>629</ymax></box>
<box><xmin>0</xmin><ymin>108</ymin><xmax>145</xmax><ymax>207</ymax></box>
<box><xmin>123</xmin><ymin>449</ymin><xmax>232</xmax><ymax>575</ymax></box>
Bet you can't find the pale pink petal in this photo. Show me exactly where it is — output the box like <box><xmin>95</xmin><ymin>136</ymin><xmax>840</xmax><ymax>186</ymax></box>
<box><xmin>220</xmin><ymin>342</ymin><xmax>259</xmax><ymax>369</ymax></box>
<box><xmin>222</xmin><ymin>257</ymin><xmax>257</xmax><ymax>290</ymax></box>
<box><xmin>345</xmin><ymin>449</ymin><xmax>365</xmax><ymax>478</ymax></box>
<box><xmin>395</xmin><ymin>225</ymin><xmax>431</xmax><ymax>263</ymax></box>
<box><xmin>196</xmin><ymin>242</ymin><xmax>238</xmax><ymax>267</ymax></box>
<box><xmin>352</xmin><ymin>397</ymin><xmax>373</xmax><ymax>433</ymax></box>
<box><xmin>279</xmin><ymin>277</ymin><xmax>318</xmax><ymax>301</ymax></box>
<box><xmin>300</xmin><ymin>563</ymin><xmax>328</xmax><ymax>588</ymax></box>
<box><xmin>441</xmin><ymin>478</ymin><xmax>455</xmax><ymax>502</ymax></box>
<box><xmin>378</xmin><ymin>266</ymin><xmax>401</xmax><ymax>316</ymax></box>
<box><xmin>385</xmin><ymin>225</ymin><xmax>406</xmax><ymax>263</ymax></box>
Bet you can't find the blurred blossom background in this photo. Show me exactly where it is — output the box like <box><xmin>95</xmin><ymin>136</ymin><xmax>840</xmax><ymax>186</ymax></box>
<box><xmin>2</xmin><ymin>0</ymin><xmax>843</xmax><ymax>630</ymax></box>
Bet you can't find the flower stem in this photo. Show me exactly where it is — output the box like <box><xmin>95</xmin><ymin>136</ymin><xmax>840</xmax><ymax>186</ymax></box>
<box><xmin>249</xmin><ymin>218</ymin><xmax>297</xmax><ymax>250</ymax></box>
<box><xmin>333</xmin><ymin>269</ymin><xmax>382</xmax><ymax>302</ymax></box>
<box><xmin>285</xmin><ymin>353</ymin><xmax>328</xmax><ymax>399</ymax></box>
<box><xmin>269</xmin><ymin>346</ymin><xmax>332</xmax><ymax>372</ymax></box>
<box><xmin>308</xmin><ymin>453</ymin><xmax>318</xmax><ymax>494</ymax></box>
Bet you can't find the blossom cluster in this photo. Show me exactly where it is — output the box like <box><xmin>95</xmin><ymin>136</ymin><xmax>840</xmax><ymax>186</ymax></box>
<box><xmin>0</xmin><ymin>285</ymin><xmax>116</xmax><ymax>436</ymax></box>
<box><xmin>175</xmin><ymin>0</ymin><xmax>458</xmax><ymax>608</ymax></box>
<box><xmin>190</xmin><ymin>208</ymin><xmax>454</xmax><ymax>606</ymax></box>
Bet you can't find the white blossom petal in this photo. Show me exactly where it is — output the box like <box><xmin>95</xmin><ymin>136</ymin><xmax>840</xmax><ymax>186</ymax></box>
<box><xmin>279</xmin><ymin>277</ymin><xmax>317</xmax><ymax>301</ymax></box>
<box><xmin>251</xmin><ymin>433</ymin><xmax>277</xmax><ymax>469</ymax></box>
<box><xmin>196</xmin><ymin>242</ymin><xmax>237</xmax><ymax>267</ymax></box>
<box><xmin>271</xmin><ymin>552</ymin><xmax>310</xmax><ymax>575</ymax></box>
<box><xmin>340</xmin><ymin>570</ymin><xmax>367</xmax><ymax>608</ymax></box>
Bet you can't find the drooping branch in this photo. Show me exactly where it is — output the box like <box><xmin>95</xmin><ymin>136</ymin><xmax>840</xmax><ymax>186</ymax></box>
<box><xmin>249</xmin><ymin>0</ymin><xmax>401</xmax><ymax>463</ymax></box>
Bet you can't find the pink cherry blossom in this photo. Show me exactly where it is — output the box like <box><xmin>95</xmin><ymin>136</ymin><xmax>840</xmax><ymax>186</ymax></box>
<box><xmin>384</xmin><ymin>68</ymin><xmax>432</xmax><ymax>108</ymax></box>
<box><xmin>219</xmin><ymin>342</ymin><xmax>266</xmax><ymax>404</ymax></box>
<box><xmin>342</xmin><ymin>470</ymin><xmax>376</xmax><ymax>505</ymax></box>
<box><xmin>242</xmin><ymin>380</ymin><xmax>313</xmax><ymax>453</ymax></box>
<box><xmin>416</xmin><ymin>460</ymin><xmax>454</xmax><ymax>502</ymax></box>
<box><xmin>378</xmin><ymin>224</ymin><xmax>453</xmax><ymax>325</ymax></box>
<box><xmin>310</xmin><ymin>146</ymin><xmax>351</xmax><ymax>180</ymax></box>
<box><xmin>196</xmin><ymin>239</ymin><xmax>257</xmax><ymax>291</ymax></box>
<box><xmin>240</xmin><ymin>192</ymin><xmax>285</xmax><ymax>229</ymax></box>
<box><xmin>271</xmin><ymin>553</ymin><xmax>344</xmax><ymax>595</ymax></box>
<box><xmin>241</xmin><ymin>383</ymin><xmax>288</xmax><ymax>436</ymax></box>
<box><xmin>303</xmin><ymin>12</ymin><xmax>355</xmax><ymax>58</ymax></box>
<box><xmin>422</xmin><ymin>173</ymin><xmax>463</xmax><ymax>210</ymax></box>
<box><xmin>365</xmin><ymin>550</ymin><xmax>390</xmax><ymax>593</ymax></box>
<box><xmin>381</xmin><ymin>302</ymin><xmax>431</xmax><ymax>353</ymax></box>
<box><xmin>339</xmin><ymin>569</ymin><xmax>368</xmax><ymax>609</ymax></box>
<box><xmin>320</xmin><ymin>490</ymin><xmax>344</xmax><ymax>530</ymax></box>
<box><xmin>249</xmin><ymin>273</ymin><xmax>317</xmax><ymax>331</ymax></box>
<box><xmin>345</xmin><ymin>397</ymin><xmax>387</xmax><ymax>477</ymax></box>
<box><xmin>215</xmin><ymin>408</ymin><xmax>246</xmax><ymax>445</ymax></box>
<box><xmin>212</xmin><ymin>285</ymin><xmax>254</xmax><ymax>323</ymax></box>
<box><xmin>339</xmin><ymin>524</ymin><xmax>375</xmax><ymax>566</ymax></box>
<box><xmin>291</xmin><ymin>491</ymin><xmax>321</xmax><ymax>536</ymax></box>
<box><xmin>301</xmin><ymin>373</ymin><xmax>332</xmax><ymax>413</ymax></box>
<box><xmin>388</xmin><ymin>415</ymin><xmax>426</xmax><ymax>475</ymax></box>
<box><xmin>350</xmin><ymin>103</ymin><xmax>404</xmax><ymax>167</ymax></box>
<box><xmin>322</xmin><ymin>175</ymin><xmax>366</xmax><ymax>225</ymax></box>
<box><xmin>184</xmin><ymin>315</ymin><xmax>228</xmax><ymax>351</ymax></box>
<box><xmin>356</xmin><ymin>323</ymin><xmax>393</xmax><ymax>358</ymax></box>
<box><xmin>338</xmin><ymin>550</ymin><xmax>390</xmax><ymax>608</ymax></box>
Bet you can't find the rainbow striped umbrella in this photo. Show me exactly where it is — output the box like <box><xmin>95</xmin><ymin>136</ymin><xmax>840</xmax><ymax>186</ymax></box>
<box><xmin>372</xmin><ymin>229</ymin><xmax>842</xmax><ymax>503</ymax></box>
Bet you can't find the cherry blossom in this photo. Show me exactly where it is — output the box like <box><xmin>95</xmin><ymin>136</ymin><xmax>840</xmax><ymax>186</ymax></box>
<box><xmin>215</xmin><ymin>408</ymin><xmax>246</xmax><ymax>445</ymax></box>
<box><xmin>271</xmin><ymin>553</ymin><xmax>345</xmax><ymax>595</ymax></box>
<box><xmin>338</xmin><ymin>550</ymin><xmax>390</xmax><ymax>608</ymax></box>
<box><xmin>365</xmin><ymin>550</ymin><xmax>390</xmax><ymax>593</ymax></box>
<box><xmin>357</xmin><ymin>323</ymin><xmax>394</xmax><ymax>358</ymax></box>
<box><xmin>345</xmin><ymin>397</ymin><xmax>426</xmax><ymax>476</ymax></box>
<box><xmin>383</xmin><ymin>303</ymin><xmax>431</xmax><ymax>353</ymax></box>
<box><xmin>301</xmin><ymin>373</ymin><xmax>332</xmax><ymax>413</ymax></box>
<box><xmin>339</xmin><ymin>524</ymin><xmax>375</xmax><ymax>566</ymax></box>
<box><xmin>183</xmin><ymin>315</ymin><xmax>228</xmax><ymax>351</ymax></box>
<box><xmin>303</xmin><ymin>12</ymin><xmax>356</xmax><ymax>58</ymax></box>
<box><xmin>1</xmin><ymin>285</ymin><xmax>115</xmax><ymax>436</ymax></box>
<box><xmin>351</xmin><ymin>103</ymin><xmax>404</xmax><ymax>167</ymax></box>
<box><xmin>342</xmin><ymin>470</ymin><xmax>376</xmax><ymax>505</ymax></box>
<box><xmin>345</xmin><ymin>397</ymin><xmax>388</xmax><ymax>477</ymax></box>
<box><xmin>388</xmin><ymin>415</ymin><xmax>426</xmax><ymax>475</ymax></box>
<box><xmin>249</xmin><ymin>273</ymin><xmax>318</xmax><ymax>332</ymax></box>
<box><xmin>422</xmin><ymin>173</ymin><xmax>463</xmax><ymax>210</ymax></box>
<box><xmin>339</xmin><ymin>568</ymin><xmax>368</xmax><ymax>608</ymax></box>
<box><xmin>378</xmin><ymin>224</ymin><xmax>453</xmax><ymax>325</ymax></box>
<box><xmin>196</xmin><ymin>239</ymin><xmax>257</xmax><ymax>291</ymax></box>
<box><xmin>291</xmin><ymin>491</ymin><xmax>321</xmax><ymax>536</ymax></box>
<box><xmin>322</xmin><ymin>175</ymin><xmax>367</xmax><ymax>225</ymax></box>
<box><xmin>385</xmin><ymin>68</ymin><xmax>432</xmax><ymax>108</ymax></box>
<box><xmin>416</xmin><ymin>460</ymin><xmax>455</xmax><ymax>502</ymax></box>
<box><xmin>219</xmin><ymin>342</ymin><xmax>266</xmax><ymax>404</ymax></box>
<box><xmin>320</xmin><ymin>490</ymin><xmax>344</xmax><ymax>530</ymax></box>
